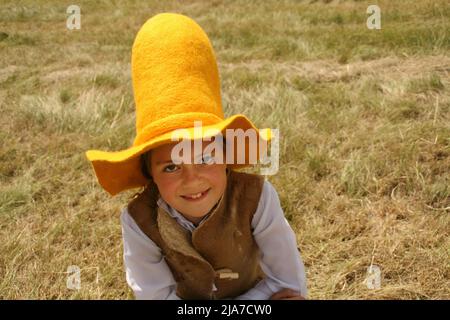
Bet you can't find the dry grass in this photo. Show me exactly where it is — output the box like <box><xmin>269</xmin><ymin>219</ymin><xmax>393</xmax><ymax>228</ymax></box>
<box><xmin>0</xmin><ymin>0</ymin><xmax>449</xmax><ymax>299</ymax></box>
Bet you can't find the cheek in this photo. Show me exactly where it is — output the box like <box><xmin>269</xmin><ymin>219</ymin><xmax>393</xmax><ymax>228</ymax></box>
<box><xmin>154</xmin><ymin>175</ymin><xmax>179</xmax><ymax>197</ymax></box>
<box><xmin>207</xmin><ymin>165</ymin><xmax>227</xmax><ymax>187</ymax></box>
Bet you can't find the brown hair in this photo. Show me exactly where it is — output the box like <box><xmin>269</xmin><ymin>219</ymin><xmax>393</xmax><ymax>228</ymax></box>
<box><xmin>140</xmin><ymin>151</ymin><xmax>152</xmax><ymax>180</ymax></box>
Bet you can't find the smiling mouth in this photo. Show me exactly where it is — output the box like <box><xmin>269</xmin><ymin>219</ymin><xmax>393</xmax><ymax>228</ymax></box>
<box><xmin>181</xmin><ymin>188</ymin><xmax>211</xmax><ymax>200</ymax></box>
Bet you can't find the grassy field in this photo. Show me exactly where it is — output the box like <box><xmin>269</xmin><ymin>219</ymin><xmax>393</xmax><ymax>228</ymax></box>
<box><xmin>0</xmin><ymin>0</ymin><xmax>449</xmax><ymax>299</ymax></box>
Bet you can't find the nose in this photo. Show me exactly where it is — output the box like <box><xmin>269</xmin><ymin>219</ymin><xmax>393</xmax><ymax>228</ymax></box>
<box><xmin>181</xmin><ymin>164</ymin><xmax>201</xmax><ymax>182</ymax></box>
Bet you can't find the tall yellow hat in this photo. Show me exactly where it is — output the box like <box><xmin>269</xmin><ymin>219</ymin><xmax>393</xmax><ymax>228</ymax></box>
<box><xmin>85</xmin><ymin>13</ymin><xmax>271</xmax><ymax>196</ymax></box>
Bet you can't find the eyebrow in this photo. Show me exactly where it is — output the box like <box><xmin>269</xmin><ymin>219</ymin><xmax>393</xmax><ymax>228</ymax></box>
<box><xmin>155</xmin><ymin>153</ymin><xmax>207</xmax><ymax>165</ymax></box>
<box><xmin>156</xmin><ymin>160</ymin><xmax>174</xmax><ymax>165</ymax></box>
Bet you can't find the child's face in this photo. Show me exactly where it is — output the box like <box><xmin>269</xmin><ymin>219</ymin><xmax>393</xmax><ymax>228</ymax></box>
<box><xmin>148</xmin><ymin>140</ymin><xmax>227</xmax><ymax>224</ymax></box>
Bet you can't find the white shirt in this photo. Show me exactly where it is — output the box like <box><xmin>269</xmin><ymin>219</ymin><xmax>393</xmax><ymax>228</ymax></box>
<box><xmin>120</xmin><ymin>180</ymin><xmax>307</xmax><ymax>300</ymax></box>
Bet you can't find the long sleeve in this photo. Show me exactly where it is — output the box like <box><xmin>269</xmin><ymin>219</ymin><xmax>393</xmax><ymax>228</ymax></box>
<box><xmin>120</xmin><ymin>208</ymin><xmax>181</xmax><ymax>300</ymax></box>
<box><xmin>234</xmin><ymin>180</ymin><xmax>308</xmax><ymax>300</ymax></box>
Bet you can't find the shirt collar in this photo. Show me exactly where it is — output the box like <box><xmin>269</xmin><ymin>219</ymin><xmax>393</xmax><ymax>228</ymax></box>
<box><xmin>156</xmin><ymin>197</ymin><xmax>211</xmax><ymax>232</ymax></box>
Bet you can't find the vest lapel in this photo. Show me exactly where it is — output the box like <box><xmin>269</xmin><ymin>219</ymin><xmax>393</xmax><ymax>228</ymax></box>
<box><xmin>157</xmin><ymin>205</ymin><xmax>217</xmax><ymax>299</ymax></box>
<box><xmin>157</xmin><ymin>206</ymin><xmax>213</xmax><ymax>267</ymax></box>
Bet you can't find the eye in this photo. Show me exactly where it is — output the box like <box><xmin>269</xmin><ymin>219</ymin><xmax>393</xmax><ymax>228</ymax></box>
<box><xmin>163</xmin><ymin>164</ymin><xmax>179</xmax><ymax>173</ymax></box>
<box><xmin>202</xmin><ymin>154</ymin><xmax>215</xmax><ymax>165</ymax></box>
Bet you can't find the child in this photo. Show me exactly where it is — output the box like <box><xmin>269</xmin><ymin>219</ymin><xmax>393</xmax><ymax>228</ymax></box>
<box><xmin>85</xmin><ymin>12</ymin><xmax>307</xmax><ymax>300</ymax></box>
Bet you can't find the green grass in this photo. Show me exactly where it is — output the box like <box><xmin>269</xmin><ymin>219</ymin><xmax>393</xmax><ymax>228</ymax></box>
<box><xmin>0</xmin><ymin>0</ymin><xmax>449</xmax><ymax>299</ymax></box>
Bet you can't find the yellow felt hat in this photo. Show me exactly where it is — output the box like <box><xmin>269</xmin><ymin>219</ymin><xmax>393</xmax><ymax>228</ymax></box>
<box><xmin>85</xmin><ymin>13</ymin><xmax>271</xmax><ymax>196</ymax></box>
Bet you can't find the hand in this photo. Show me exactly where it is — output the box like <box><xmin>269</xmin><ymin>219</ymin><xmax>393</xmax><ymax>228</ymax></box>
<box><xmin>270</xmin><ymin>288</ymin><xmax>306</xmax><ymax>300</ymax></box>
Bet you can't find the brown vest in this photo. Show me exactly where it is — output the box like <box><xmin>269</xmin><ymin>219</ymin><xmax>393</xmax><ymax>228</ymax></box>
<box><xmin>127</xmin><ymin>169</ymin><xmax>266</xmax><ymax>299</ymax></box>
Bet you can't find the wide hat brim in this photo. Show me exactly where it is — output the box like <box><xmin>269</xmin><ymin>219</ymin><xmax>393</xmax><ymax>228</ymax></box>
<box><xmin>85</xmin><ymin>114</ymin><xmax>272</xmax><ymax>196</ymax></box>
